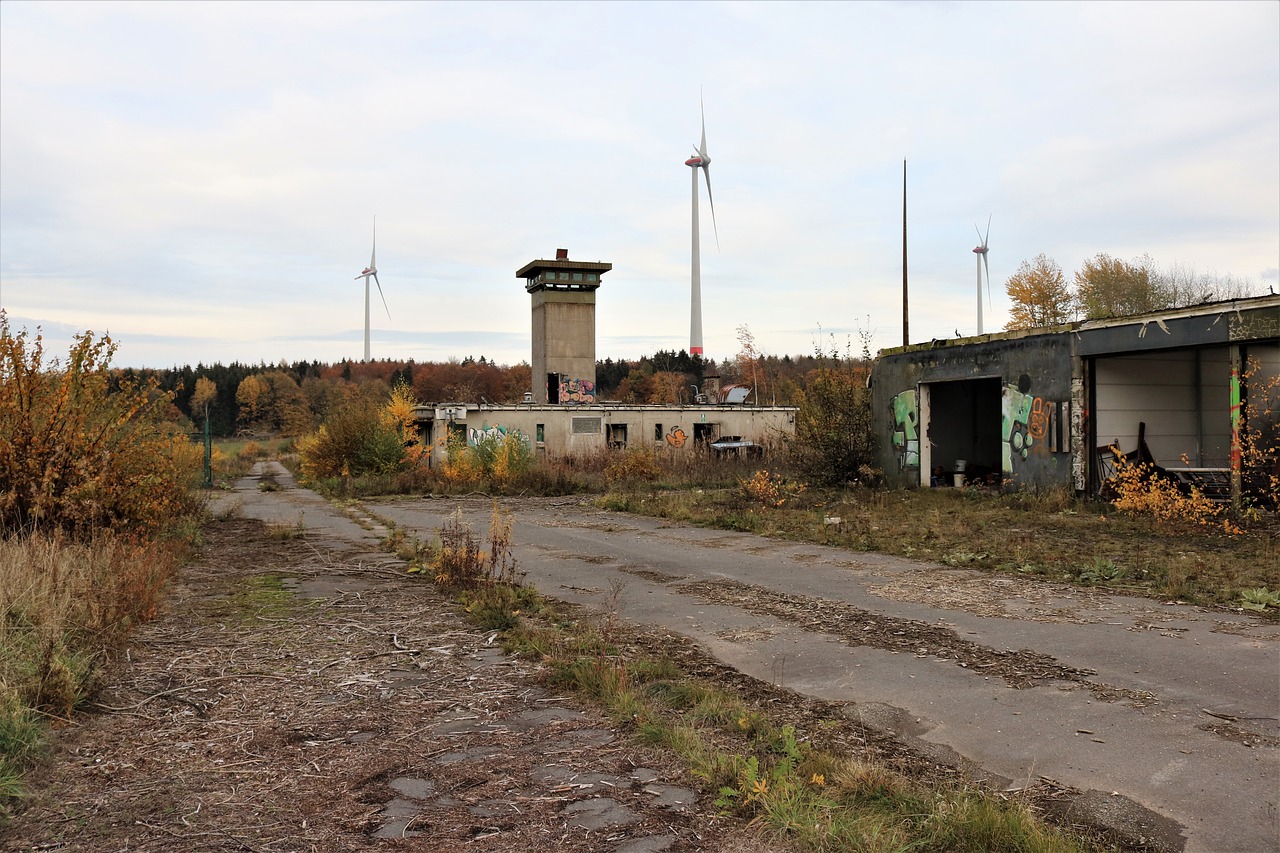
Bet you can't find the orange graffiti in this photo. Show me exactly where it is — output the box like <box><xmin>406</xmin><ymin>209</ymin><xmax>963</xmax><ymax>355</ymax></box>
<box><xmin>665</xmin><ymin>426</ymin><xmax>687</xmax><ymax>448</ymax></box>
<box><xmin>1029</xmin><ymin>397</ymin><xmax>1049</xmax><ymax>440</ymax></box>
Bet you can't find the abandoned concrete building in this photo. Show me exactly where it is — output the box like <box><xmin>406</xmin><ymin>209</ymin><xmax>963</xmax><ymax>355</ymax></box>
<box><xmin>871</xmin><ymin>294</ymin><xmax>1279</xmax><ymax>503</ymax></box>
<box><xmin>413</xmin><ymin>249</ymin><xmax>797</xmax><ymax>461</ymax></box>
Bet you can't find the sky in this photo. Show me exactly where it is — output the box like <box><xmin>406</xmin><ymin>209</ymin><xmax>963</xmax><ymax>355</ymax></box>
<box><xmin>2</xmin><ymin>0</ymin><xmax>1277</xmax><ymax>370</ymax></box>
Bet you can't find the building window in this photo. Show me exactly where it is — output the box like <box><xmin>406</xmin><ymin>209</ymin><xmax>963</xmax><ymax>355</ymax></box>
<box><xmin>536</xmin><ymin>423</ymin><xmax>545</xmax><ymax>443</ymax></box>
<box><xmin>654</xmin><ymin>424</ymin><xmax>663</xmax><ymax>441</ymax></box>
<box><xmin>572</xmin><ymin>272</ymin><xmax>583</xmax><ymax>281</ymax></box>
<box><xmin>572</xmin><ymin>417</ymin><xmax>601</xmax><ymax>434</ymax></box>
<box><xmin>587</xmin><ymin>273</ymin><xmax>597</xmax><ymax>281</ymax></box>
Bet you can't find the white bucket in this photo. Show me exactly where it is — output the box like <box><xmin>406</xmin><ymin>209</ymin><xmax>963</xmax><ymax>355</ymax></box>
<box><xmin>955</xmin><ymin>460</ymin><xmax>967</xmax><ymax>472</ymax></box>
<box><xmin>953</xmin><ymin>473</ymin><xmax>965</xmax><ymax>488</ymax></box>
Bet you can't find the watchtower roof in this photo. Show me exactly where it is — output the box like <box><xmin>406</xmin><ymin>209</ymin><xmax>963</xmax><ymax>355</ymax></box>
<box><xmin>517</xmin><ymin>248</ymin><xmax>612</xmax><ymax>294</ymax></box>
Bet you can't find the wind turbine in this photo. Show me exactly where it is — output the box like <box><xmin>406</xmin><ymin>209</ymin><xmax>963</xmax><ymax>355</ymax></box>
<box><xmin>972</xmin><ymin>215</ymin><xmax>991</xmax><ymax>335</ymax></box>
<box><xmin>354</xmin><ymin>216</ymin><xmax>391</xmax><ymax>362</ymax></box>
<box><xmin>684</xmin><ymin>96</ymin><xmax>718</xmax><ymax>357</ymax></box>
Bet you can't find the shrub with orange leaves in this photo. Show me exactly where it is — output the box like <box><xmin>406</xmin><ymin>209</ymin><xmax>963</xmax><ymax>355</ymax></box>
<box><xmin>1109</xmin><ymin>456</ymin><xmax>1239</xmax><ymax>535</ymax></box>
<box><xmin>0</xmin><ymin>314</ymin><xmax>202</xmax><ymax>537</ymax></box>
<box><xmin>739</xmin><ymin>469</ymin><xmax>806</xmax><ymax>508</ymax></box>
<box><xmin>1239</xmin><ymin>357</ymin><xmax>1279</xmax><ymax>510</ymax></box>
<box><xmin>296</xmin><ymin>381</ymin><xmax>423</xmax><ymax>481</ymax></box>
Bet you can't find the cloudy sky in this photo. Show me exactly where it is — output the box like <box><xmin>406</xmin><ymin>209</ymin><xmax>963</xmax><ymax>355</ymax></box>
<box><xmin>2</xmin><ymin>0</ymin><xmax>1277</xmax><ymax>370</ymax></box>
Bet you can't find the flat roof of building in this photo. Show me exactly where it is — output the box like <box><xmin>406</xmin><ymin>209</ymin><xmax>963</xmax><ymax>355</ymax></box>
<box><xmin>516</xmin><ymin>258</ymin><xmax>613</xmax><ymax>278</ymax></box>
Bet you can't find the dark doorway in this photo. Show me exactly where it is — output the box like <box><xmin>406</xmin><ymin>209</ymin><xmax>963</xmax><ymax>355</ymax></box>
<box><xmin>924</xmin><ymin>378</ymin><xmax>1002</xmax><ymax>485</ymax></box>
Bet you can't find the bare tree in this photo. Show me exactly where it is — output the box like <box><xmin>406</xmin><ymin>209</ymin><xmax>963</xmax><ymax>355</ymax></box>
<box><xmin>1156</xmin><ymin>262</ymin><xmax>1262</xmax><ymax>307</ymax></box>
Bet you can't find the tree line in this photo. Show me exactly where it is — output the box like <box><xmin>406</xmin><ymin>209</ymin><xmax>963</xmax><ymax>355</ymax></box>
<box><xmin>118</xmin><ymin>333</ymin><xmax>874</xmax><ymax>438</ymax></box>
<box><xmin>1003</xmin><ymin>253</ymin><xmax>1263</xmax><ymax>330</ymax></box>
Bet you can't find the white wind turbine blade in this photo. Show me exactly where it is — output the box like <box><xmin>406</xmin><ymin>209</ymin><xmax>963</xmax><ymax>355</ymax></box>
<box><xmin>976</xmin><ymin>215</ymin><xmax>992</xmax><ymax>305</ymax></box>
<box><xmin>982</xmin><ymin>251</ymin><xmax>992</xmax><ymax>306</ymax></box>
<box><xmin>697</xmin><ymin>99</ymin><xmax>719</xmax><ymax>250</ymax></box>
<box><xmin>703</xmin><ymin>165</ymin><xmax>719</xmax><ymax>250</ymax></box>
<box><xmin>373</xmin><ymin>272</ymin><xmax>391</xmax><ymax>320</ymax></box>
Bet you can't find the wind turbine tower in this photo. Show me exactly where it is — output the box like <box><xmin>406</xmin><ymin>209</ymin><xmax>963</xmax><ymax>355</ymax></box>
<box><xmin>972</xmin><ymin>216</ymin><xmax>991</xmax><ymax>335</ymax></box>
<box><xmin>684</xmin><ymin>98</ymin><xmax>717</xmax><ymax>356</ymax></box>
<box><xmin>354</xmin><ymin>216</ymin><xmax>391</xmax><ymax>362</ymax></box>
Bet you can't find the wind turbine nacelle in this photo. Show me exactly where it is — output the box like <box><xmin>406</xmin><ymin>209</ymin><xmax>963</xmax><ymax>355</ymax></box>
<box><xmin>972</xmin><ymin>247</ymin><xmax>988</xmax><ymax>255</ymax></box>
<box><xmin>685</xmin><ymin>156</ymin><xmax>705</xmax><ymax>167</ymax></box>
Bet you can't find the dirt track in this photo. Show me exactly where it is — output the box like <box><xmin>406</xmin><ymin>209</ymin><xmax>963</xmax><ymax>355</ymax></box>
<box><xmin>7</xmin><ymin>463</ymin><xmax>1278</xmax><ymax>853</ymax></box>
<box><xmin>3</xmin><ymin>515</ymin><xmax>773</xmax><ymax>853</ymax></box>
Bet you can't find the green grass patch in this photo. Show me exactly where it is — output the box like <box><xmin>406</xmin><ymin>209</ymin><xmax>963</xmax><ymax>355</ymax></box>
<box><xmin>233</xmin><ymin>573</ymin><xmax>295</xmax><ymax>618</ymax></box>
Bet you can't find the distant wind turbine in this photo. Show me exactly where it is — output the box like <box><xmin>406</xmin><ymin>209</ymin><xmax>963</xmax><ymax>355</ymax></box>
<box><xmin>684</xmin><ymin>95</ymin><xmax>718</xmax><ymax>357</ymax></box>
<box><xmin>972</xmin><ymin>215</ymin><xmax>991</xmax><ymax>335</ymax></box>
<box><xmin>354</xmin><ymin>216</ymin><xmax>391</xmax><ymax>362</ymax></box>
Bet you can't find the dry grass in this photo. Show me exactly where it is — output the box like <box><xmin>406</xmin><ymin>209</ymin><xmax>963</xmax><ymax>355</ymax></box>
<box><xmin>0</xmin><ymin>534</ymin><xmax>185</xmax><ymax>818</ymax></box>
<box><xmin>601</xmin><ymin>484</ymin><xmax>1279</xmax><ymax>609</ymax></box>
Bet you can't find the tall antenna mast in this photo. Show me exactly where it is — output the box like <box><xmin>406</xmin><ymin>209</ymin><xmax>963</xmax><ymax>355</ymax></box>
<box><xmin>902</xmin><ymin>159</ymin><xmax>909</xmax><ymax>347</ymax></box>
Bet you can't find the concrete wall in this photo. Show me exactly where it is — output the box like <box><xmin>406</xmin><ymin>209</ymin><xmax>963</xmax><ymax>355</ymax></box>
<box><xmin>531</xmin><ymin>290</ymin><xmax>596</xmax><ymax>404</ymax></box>
<box><xmin>420</xmin><ymin>405</ymin><xmax>796</xmax><ymax>463</ymax></box>
<box><xmin>872</xmin><ymin>333</ymin><xmax>1077</xmax><ymax>490</ymax></box>
<box><xmin>872</xmin><ymin>296</ymin><xmax>1278</xmax><ymax>495</ymax></box>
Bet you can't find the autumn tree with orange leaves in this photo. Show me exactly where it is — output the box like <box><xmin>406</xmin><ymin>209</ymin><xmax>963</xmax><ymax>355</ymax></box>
<box><xmin>1004</xmin><ymin>254</ymin><xmax>1077</xmax><ymax>331</ymax></box>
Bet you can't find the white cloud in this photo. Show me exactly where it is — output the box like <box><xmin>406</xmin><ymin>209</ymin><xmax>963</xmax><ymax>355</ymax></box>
<box><xmin>2</xmin><ymin>0</ymin><xmax>1276</xmax><ymax>368</ymax></box>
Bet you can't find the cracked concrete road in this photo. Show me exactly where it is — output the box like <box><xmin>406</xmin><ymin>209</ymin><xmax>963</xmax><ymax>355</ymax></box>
<box><xmin>214</xmin><ymin>466</ymin><xmax>1279</xmax><ymax>853</ymax></box>
<box><xmin>361</xmin><ymin>493</ymin><xmax>1279</xmax><ymax>853</ymax></box>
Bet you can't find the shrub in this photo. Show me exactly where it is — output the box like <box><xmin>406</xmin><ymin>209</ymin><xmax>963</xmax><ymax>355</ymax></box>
<box><xmin>0</xmin><ymin>315</ymin><xmax>202</xmax><ymax>537</ymax></box>
<box><xmin>440</xmin><ymin>431</ymin><xmax>533</xmax><ymax>487</ymax></box>
<box><xmin>297</xmin><ymin>401</ymin><xmax>405</xmax><ymax>479</ymax></box>
<box><xmin>1239</xmin><ymin>357</ymin><xmax>1279</xmax><ymax>510</ymax></box>
<box><xmin>439</xmin><ymin>434</ymin><xmax>486</xmax><ymax>485</ymax></box>
<box><xmin>604</xmin><ymin>446</ymin><xmax>661</xmax><ymax>485</ymax></box>
<box><xmin>432</xmin><ymin>503</ymin><xmax>521</xmax><ymax>589</ymax></box>
<box><xmin>791</xmin><ymin>332</ymin><xmax>878</xmax><ymax>485</ymax></box>
<box><xmin>739</xmin><ymin>469</ymin><xmax>806</xmax><ymax>508</ymax></box>
<box><xmin>1110</xmin><ymin>456</ymin><xmax>1237</xmax><ymax>534</ymax></box>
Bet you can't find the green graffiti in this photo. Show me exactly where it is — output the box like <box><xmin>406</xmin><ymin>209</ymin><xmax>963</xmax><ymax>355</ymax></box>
<box><xmin>891</xmin><ymin>390</ymin><xmax>919</xmax><ymax>470</ymax></box>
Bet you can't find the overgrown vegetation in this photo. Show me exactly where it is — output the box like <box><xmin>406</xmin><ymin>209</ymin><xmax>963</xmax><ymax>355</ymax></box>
<box><xmin>431</xmin><ymin>503</ymin><xmax>522</xmax><ymax>589</ymax></box>
<box><xmin>1239</xmin><ymin>357</ymin><xmax>1280</xmax><ymax>511</ymax></box>
<box><xmin>0</xmin><ymin>316</ymin><xmax>202</xmax><ymax>536</ymax></box>
<box><xmin>1108</xmin><ymin>456</ymin><xmax>1239</xmax><ymax>535</ymax></box>
<box><xmin>475</xmin><ymin>598</ymin><xmax>1101</xmax><ymax>852</ymax></box>
<box><xmin>790</xmin><ymin>331</ymin><xmax>880</xmax><ymax>486</ymax></box>
<box><xmin>439</xmin><ymin>431</ymin><xmax>535</xmax><ymax>488</ymax></box>
<box><xmin>600</xmin><ymin>483</ymin><xmax>1278</xmax><ymax>609</ymax></box>
<box><xmin>1</xmin><ymin>315</ymin><xmax>200</xmax><ymax>819</ymax></box>
<box><xmin>296</xmin><ymin>381</ymin><xmax>423</xmax><ymax>482</ymax></box>
<box><xmin>391</xmin><ymin>498</ymin><xmax>1108</xmax><ymax>850</ymax></box>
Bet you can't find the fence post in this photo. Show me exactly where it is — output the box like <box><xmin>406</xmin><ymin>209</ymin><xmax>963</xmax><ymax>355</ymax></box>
<box><xmin>203</xmin><ymin>412</ymin><xmax>213</xmax><ymax>488</ymax></box>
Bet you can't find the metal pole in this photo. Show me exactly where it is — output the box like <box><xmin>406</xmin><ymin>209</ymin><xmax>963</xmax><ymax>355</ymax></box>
<box><xmin>902</xmin><ymin>159</ymin><xmax>909</xmax><ymax>347</ymax></box>
<box><xmin>203</xmin><ymin>410</ymin><xmax>213</xmax><ymax>488</ymax></box>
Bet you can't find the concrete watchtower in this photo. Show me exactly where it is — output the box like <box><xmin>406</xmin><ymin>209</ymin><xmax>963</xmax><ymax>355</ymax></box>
<box><xmin>517</xmin><ymin>248</ymin><xmax>612</xmax><ymax>404</ymax></box>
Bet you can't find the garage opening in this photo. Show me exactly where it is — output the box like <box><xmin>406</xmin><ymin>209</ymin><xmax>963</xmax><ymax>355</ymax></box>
<box><xmin>921</xmin><ymin>378</ymin><xmax>1003</xmax><ymax>487</ymax></box>
<box><xmin>1092</xmin><ymin>347</ymin><xmax>1230</xmax><ymax>471</ymax></box>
